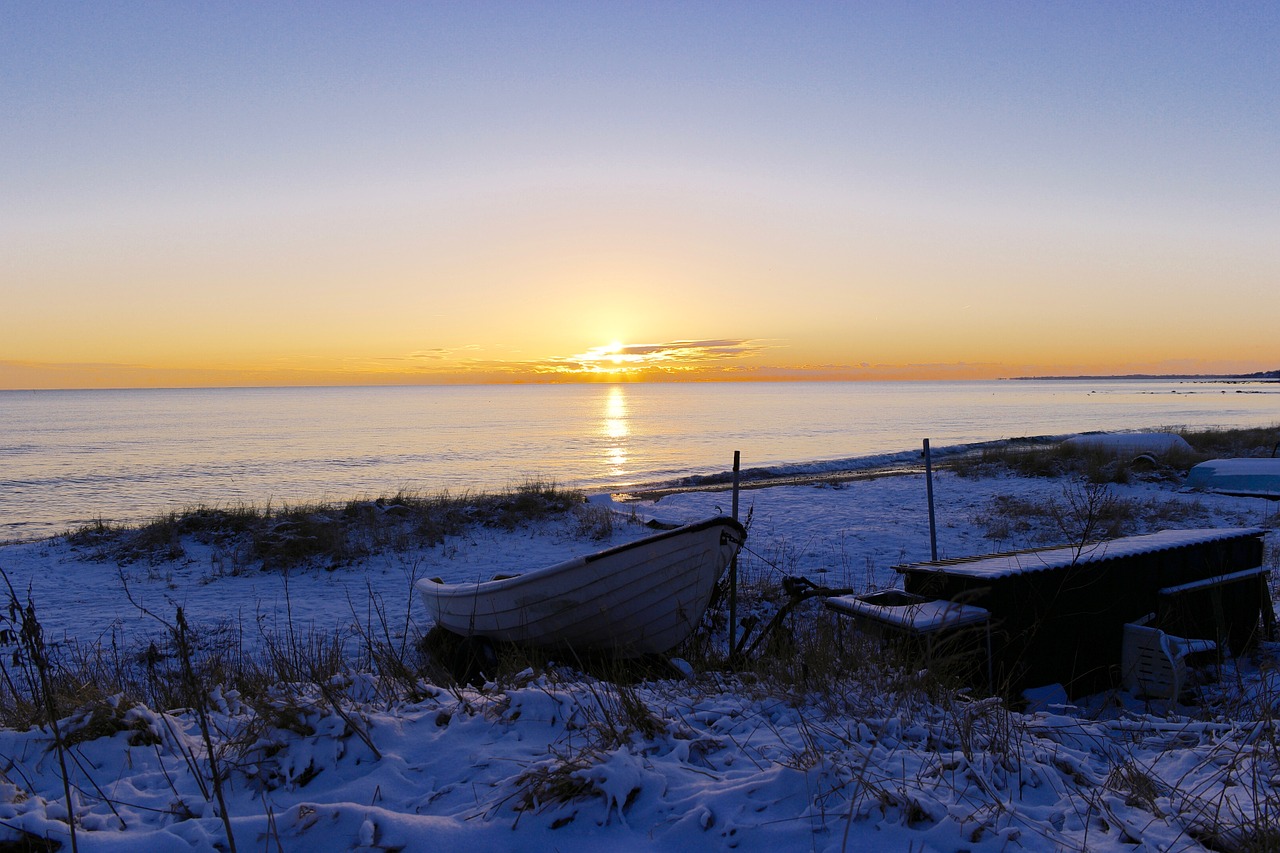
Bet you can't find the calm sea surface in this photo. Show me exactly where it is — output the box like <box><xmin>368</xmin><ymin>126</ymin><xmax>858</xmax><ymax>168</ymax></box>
<box><xmin>1</xmin><ymin>380</ymin><xmax>1276</xmax><ymax>541</ymax></box>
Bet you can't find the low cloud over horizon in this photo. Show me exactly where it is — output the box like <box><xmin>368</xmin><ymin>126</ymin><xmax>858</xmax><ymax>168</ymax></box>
<box><xmin>539</xmin><ymin>339</ymin><xmax>774</xmax><ymax>377</ymax></box>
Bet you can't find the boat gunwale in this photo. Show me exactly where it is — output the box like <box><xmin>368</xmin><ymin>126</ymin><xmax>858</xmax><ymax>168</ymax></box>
<box><xmin>419</xmin><ymin>515</ymin><xmax>745</xmax><ymax>597</ymax></box>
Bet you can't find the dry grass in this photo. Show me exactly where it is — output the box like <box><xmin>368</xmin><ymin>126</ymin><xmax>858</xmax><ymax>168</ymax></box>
<box><xmin>66</xmin><ymin>480</ymin><xmax>591</xmax><ymax>571</ymax></box>
<box><xmin>972</xmin><ymin>482</ymin><xmax>1222</xmax><ymax>546</ymax></box>
<box><xmin>5</xmin><ymin>468</ymin><xmax>1280</xmax><ymax>848</ymax></box>
<box><xmin>1179</xmin><ymin>425</ymin><xmax>1280</xmax><ymax>458</ymax></box>
<box><xmin>946</xmin><ymin>425</ymin><xmax>1280</xmax><ymax>486</ymax></box>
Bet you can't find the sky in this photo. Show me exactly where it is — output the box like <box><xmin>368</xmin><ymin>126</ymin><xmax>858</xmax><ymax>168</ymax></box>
<box><xmin>2</xmin><ymin>1</ymin><xmax>1277</xmax><ymax>389</ymax></box>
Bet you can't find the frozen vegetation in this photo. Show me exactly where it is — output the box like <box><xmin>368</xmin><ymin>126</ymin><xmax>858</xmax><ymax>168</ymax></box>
<box><xmin>0</xmin><ymin>436</ymin><xmax>1277</xmax><ymax>851</ymax></box>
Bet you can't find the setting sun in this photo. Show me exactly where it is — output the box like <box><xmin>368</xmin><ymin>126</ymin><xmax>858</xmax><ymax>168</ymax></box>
<box><xmin>1</xmin><ymin>4</ymin><xmax>1275</xmax><ymax>391</ymax></box>
<box><xmin>2</xmin><ymin>7</ymin><xmax>1279</xmax><ymax>846</ymax></box>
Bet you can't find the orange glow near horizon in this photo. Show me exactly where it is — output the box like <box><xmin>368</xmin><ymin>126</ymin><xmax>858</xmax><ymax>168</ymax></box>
<box><xmin>2</xmin><ymin>339</ymin><xmax>1276</xmax><ymax>391</ymax></box>
<box><xmin>4</xmin><ymin>7</ymin><xmax>1277</xmax><ymax>393</ymax></box>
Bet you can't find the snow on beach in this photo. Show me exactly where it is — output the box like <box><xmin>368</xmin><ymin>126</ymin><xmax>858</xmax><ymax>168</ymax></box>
<box><xmin>0</xmin><ymin>453</ymin><xmax>1277</xmax><ymax>851</ymax></box>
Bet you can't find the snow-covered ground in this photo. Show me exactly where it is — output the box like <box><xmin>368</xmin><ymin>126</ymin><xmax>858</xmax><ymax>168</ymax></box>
<box><xmin>0</xmin><ymin>467</ymin><xmax>1277</xmax><ymax>851</ymax></box>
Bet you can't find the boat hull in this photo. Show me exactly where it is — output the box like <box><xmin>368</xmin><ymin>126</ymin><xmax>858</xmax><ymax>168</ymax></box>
<box><xmin>1186</xmin><ymin>458</ymin><xmax>1280</xmax><ymax>499</ymax></box>
<box><xmin>417</xmin><ymin>516</ymin><xmax>746</xmax><ymax>657</ymax></box>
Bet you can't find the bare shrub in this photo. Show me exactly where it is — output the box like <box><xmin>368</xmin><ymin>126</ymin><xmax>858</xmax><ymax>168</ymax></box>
<box><xmin>972</xmin><ymin>481</ymin><xmax>1218</xmax><ymax>547</ymax></box>
<box><xmin>0</xmin><ymin>572</ymin><xmax>80</xmax><ymax>851</ymax></box>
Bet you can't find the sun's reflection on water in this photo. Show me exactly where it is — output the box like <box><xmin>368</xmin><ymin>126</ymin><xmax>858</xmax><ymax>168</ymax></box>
<box><xmin>601</xmin><ymin>385</ymin><xmax>629</xmax><ymax>476</ymax></box>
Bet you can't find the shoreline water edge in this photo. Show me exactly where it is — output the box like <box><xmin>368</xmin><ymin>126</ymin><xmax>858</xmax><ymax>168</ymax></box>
<box><xmin>4</xmin><ymin>378</ymin><xmax>1278</xmax><ymax>541</ymax></box>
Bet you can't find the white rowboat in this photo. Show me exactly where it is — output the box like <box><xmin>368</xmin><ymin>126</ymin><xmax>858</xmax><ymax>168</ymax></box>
<box><xmin>417</xmin><ymin>516</ymin><xmax>746</xmax><ymax>657</ymax></box>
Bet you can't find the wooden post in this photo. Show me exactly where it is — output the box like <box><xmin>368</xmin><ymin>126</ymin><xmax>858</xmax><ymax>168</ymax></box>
<box><xmin>732</xmin><ymin>450</ymin><xmax>740</xmax><ymax>519</ymax></box>
<box><xmin>729</xmin><ymin>451</ymin><xmax>741</xmax><ymax>666</ymax></box>
<box><xmin>1260</xmin><ymin>577</ymin><xmax>1277</xmax><ymax>641</ymax></box>
<box><xmin>924</xmin><ymin>438</ymin><xmax>938</xmax><ymax>562</ymax></box>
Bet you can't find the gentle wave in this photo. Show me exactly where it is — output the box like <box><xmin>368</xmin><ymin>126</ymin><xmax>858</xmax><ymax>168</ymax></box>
<box><xmin>2</xmin><ymin>381</ymin><xmax>1277</xmax><ymax>541</ymax></box>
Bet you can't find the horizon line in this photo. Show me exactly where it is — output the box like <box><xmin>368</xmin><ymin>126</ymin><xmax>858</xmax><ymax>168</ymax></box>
<box><xmin>3</xmin><ymin>370</ymin><xmax>1277</xmax><ymax>394</ymax></box>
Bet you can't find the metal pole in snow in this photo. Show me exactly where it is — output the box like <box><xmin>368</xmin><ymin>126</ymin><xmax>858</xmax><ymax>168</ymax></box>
<box><xmin>732</xmin><ymin>450</ymin><xmax>740</xmax><ymax>518</ymax></box>
<box><xmin>729</xmin><ymin>450</ymin><xmax>740</xmax><ymax>666</ymax></box>
<box><xmin>924</xmin><ymin>438</ymin><xmax>938</xmax><ymax>561</ymax></box>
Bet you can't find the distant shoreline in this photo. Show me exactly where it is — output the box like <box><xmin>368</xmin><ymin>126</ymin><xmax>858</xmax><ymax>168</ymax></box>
<box><xmin>4</xmin><ymin>373</ymin><xmax>1279</xmax><ymax>393</ymax></box>
<box><xmin>613</xmin><ymin>462</ymin><xmax>926</xmax><ymax>502</ymax></box>
<box><xmin>613</xmin><ymin>437</ymin><xmax>1053</xmax><ymax>501</ymax></box>
<box><xmin>1010</xmin><ymin>372</ymin><xmax>1279</xmax><ymax>382</ymax></box>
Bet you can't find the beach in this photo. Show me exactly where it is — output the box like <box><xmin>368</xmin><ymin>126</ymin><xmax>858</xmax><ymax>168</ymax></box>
<box><xmin>8</xmin><ymin>2</ymin><xmax>1278</xmax><ymax>847</ymax></box>
<box><xmin>0</xmin><ymin>440</ymin><xmax>1276</xmax><ymax>851</ymax></box>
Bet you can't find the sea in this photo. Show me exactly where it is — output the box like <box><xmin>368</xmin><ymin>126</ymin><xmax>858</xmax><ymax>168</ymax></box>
<box><xmin>1</xmin><ymin>379</ymin><xmax>1276</xmax><ymax>542</ymax></box>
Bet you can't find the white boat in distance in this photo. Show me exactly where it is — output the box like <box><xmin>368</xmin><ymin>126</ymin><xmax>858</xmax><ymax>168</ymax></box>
<box><xmin>418</xmin><ymin>516</ymin><xmax>747</xmax><ymax>657</ymax></box>
<box><xmin>1186</xmin><ymin>458</ymin><xmax>1280</xmax><ymax>499</ymax></box>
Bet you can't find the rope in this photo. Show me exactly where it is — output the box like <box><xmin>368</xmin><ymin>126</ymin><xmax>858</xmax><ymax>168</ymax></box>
<box><xmin>738</xmin><ymin>541</ymin><xmax>790</xmax><ymax>575</ymax></box>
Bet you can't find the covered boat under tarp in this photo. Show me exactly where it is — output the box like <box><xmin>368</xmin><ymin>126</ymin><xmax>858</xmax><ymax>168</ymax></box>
<box><xmin>1062</xmin><ymin>432</ymin><xmax>1193</xmax><ymax>456</ymax></box>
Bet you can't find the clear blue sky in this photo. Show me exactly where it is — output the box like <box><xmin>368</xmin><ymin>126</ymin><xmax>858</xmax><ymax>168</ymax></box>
<box><xmin>3</xmin><ymin>2</ymin><xmax>1277</xmax><ymax>387</ymax></box>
